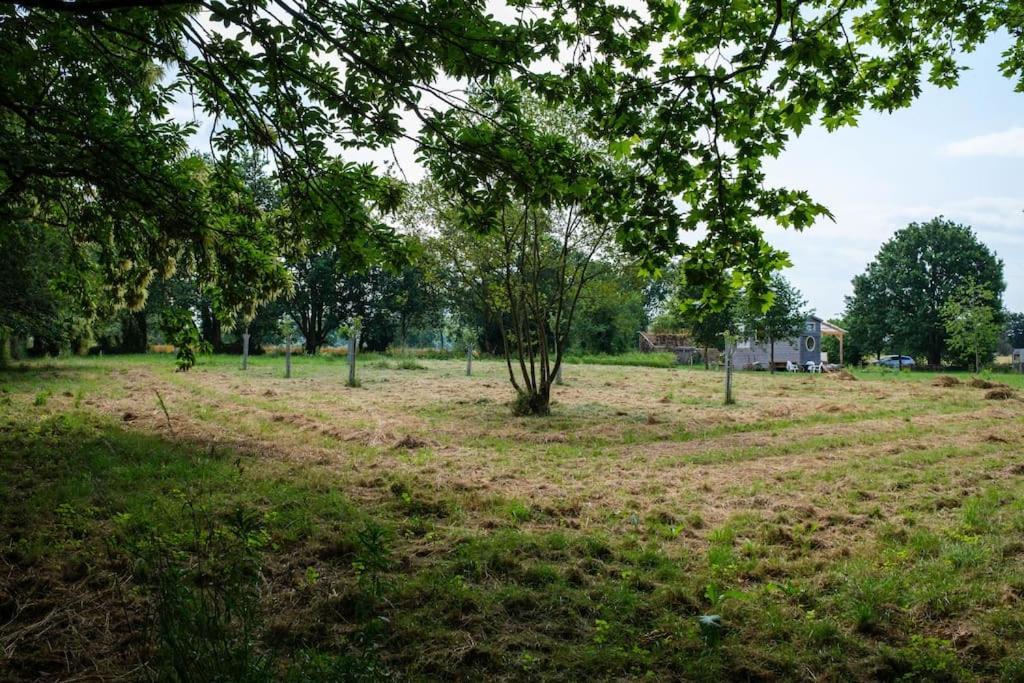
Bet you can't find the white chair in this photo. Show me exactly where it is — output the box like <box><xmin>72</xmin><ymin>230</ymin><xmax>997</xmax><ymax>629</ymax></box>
<box><xmin>805</xmin><ymin>361</ymin><xmax>819</xmax><ymax>373</ymax></box>
<box><xmin>786</xmin><ymin>361</ymin><xmax>798</xmax><ymax>373</ymax></box>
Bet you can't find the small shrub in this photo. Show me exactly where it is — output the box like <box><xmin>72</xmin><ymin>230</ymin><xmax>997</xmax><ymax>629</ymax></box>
<box><xmin>353</xmin><ymin>521</ymin><xmax>391</xmax><ymax>600</ymax></box>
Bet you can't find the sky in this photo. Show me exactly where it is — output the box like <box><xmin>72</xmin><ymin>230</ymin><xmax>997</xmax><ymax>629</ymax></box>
<box><xmin>761</xmin><ymin>35</ymin><xmax>1024</xmax><ymax>319</ymax></box>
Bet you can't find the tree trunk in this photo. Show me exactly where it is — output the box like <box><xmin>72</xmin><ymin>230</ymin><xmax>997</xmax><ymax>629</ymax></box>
<box><xmin>304</xmin><ymin>335</ymin><xmax>319</xmax><ymax>355</ymax></box>
<box><xmin>121</xmin><ymin>311</ymin><xmax>148</xmax><ymax>353</ymax></box>
<box><xmin>769</xmin><ymin>336</ymin><xmax>775</xmax><ymax>374</ymax></box>
<box><xmin>200</xmin><ymin>305</ymin><xmax>223</xmax><ymax>352</ymax></box>
<box><xmin>0</xmin><ymin>327</ymin><xmax>10</xmax><ymax>367</ymax></box>
<box><xmin>703</xmin><ymin>345</ymin><xmax>709</xmax><ymax>370</ymax></box>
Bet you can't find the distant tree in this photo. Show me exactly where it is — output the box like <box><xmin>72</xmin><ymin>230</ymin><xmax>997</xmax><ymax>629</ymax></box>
<box><xmin>844</xmin><ymin>269</ymin><xmax>889</xmax><ymax>363</ymax></box>
<box><xmin>737</xmin><ymin>275</ymin><xmax>806</xmax><ymax>373</ymax></box>
<box><xmin>1003</xmin><ymin>312</ymin><xmax>1024</xmax><ymax>351</ymax></box>
<box><xmin>942</xmin><ymin>281</ymin><xmax>1002</xmax><ymax>373</ymax></box>
<box><xmin>845</xmin><ymin>218</ymin><xmax>1004</xmax><ymax>366</ymax></box>
<box><xmin>285</xmin><ymin>250</ymin><xmax>361</xmax><ymax>355</ymax></box>
<box><xmin>570</xmin><ymin>263</ymin><xmax>649</xmax><ymax>355</ymax></box>
<box><xmin>0</xmin><ymin>219</ymin><xmax>106</xmax><ymax>358</ymax></box>
<box><xmin>671</xmin><ymin>278</ymin><xmax>735</xmax><ymax>369</ymax></box>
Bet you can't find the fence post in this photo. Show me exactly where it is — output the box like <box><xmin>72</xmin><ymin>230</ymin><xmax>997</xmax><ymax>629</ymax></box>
<box><xmin>241</xmin><ymin>328</ymin><xmax>250</xmax><ymax>370</ymax></box>
<box><xmin>723</xmin><ymin>335</ymin><xmax>735</xmax><ymax>405</ymax></box>
<box><xmin>347</xmin><ymin>334</ymin><xmax>357</xmax><ymax>387</ymax></box>
<box><xmin>285</xmin><ymin>343</ymin><xmax>292</xmax><ymax>378</ymax></box>
<box><xmin>466</xmin><ymin>344</ymin><xmax>472</xmax><ymax>376</ymax></box>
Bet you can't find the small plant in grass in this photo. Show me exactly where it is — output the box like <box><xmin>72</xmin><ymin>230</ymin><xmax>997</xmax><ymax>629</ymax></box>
<box><xmin>33</xmin><ymin>390</ymin><xmax>50</xmax><ymax>406</ymax></box>
<box><xmin>160</xmin><ymin>308</ymin><xmax>208</xmax><ymax>371</ymax></box>
<box><xmin>353</xmin><ymin>521</ymin><xmax>391</xmax><ymax>600</ymax></box>
<box><xmin>116</xmin><ymin>502</ymin><xmax>271</xmax><ymax>681</ymax></box>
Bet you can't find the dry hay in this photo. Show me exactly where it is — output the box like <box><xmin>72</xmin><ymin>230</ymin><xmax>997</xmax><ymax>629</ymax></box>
<box><xmin>830</xmin><ymin>370</ymin><xmax>857</xmax><ymax>381</ymax></box>
<box><xmin>984</xmin><ymin>388</ymin><xmax>1015</xmax><ymax>401</ymax></box>
<box><xmin>932</xmin><ymin>376</ymin><xmax>961</xmax><ymax>387</ymax></box>
<box><xmin>393</xmin><ymin>434</ymin><xmax>431</xmax><ymax>450</ymax></box>
<box><xmin>969</xmin><ymin>378</ymin><xmax>1007</xmax><ymax>390</ymax></box>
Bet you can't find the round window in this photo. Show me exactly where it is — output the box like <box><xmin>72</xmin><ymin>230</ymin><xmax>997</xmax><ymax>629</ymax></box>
<box><xmin>805</xmin><ymin>336</ymin><xmax>816</xmax><ymax>352</ymax></box>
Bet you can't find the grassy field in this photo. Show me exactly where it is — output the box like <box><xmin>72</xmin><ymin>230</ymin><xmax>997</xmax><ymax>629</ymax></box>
<box><xmin>2</xmin><ymin>354</ymin><xmax>1024</xmax><ymax>680</ymax></box>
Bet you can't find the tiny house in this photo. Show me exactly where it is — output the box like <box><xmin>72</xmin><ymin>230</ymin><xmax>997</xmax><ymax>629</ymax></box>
<box><xmin>732</xmin><ymin>316</ymin><xmax>823</xmax><ymax>370</ymax></box>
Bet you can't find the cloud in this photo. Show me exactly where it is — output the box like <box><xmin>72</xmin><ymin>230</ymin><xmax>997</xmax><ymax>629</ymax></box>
<box><xmin>941</xmin><ymin>127</ymin><xmax>1024</xmax><ymax>158</ymax></box>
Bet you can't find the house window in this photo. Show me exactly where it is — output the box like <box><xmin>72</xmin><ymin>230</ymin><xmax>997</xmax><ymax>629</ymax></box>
<box><xmin>805</xmin><ymin>336</ymin><xmax>816</xmax><ymax>352</ymax></box>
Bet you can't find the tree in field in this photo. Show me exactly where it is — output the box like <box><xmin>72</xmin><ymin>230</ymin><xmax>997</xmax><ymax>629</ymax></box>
<box><xmin>736</xmin><ymin>275</ymin><xmax>806</xmax><ymax>373</ymax></box>
<box><xmin>419</xmin><ymin>85</ymin><xmax>641</xmax><ymax>415</ymax></box>
<box><xmin>845</xmin><ymin>218</ymin><xmax>1004</xmax><ymax>366</ymax></box>
<box><xmin>285</xmin><ymin>250</ymin><xmax>361</xmax><ymax>355</ymax></box>
<box><xmin>0</xmin><ymin>219</ymin><xmax>101</xmax><ymax>359</ymax></box>
<box><xmin>941</xmin><ymin>282</ymin><xmax>1002</xmax><ymax>373</ymax></box>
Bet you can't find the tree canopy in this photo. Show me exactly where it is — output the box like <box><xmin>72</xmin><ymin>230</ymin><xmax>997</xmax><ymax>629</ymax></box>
<box><xmin>844</xmin><ymin>218</ymin><xmax>1004</xmax><ymax>366</ymax></box>
<box><xmin>4</xmin><ymin>0</ymin><xmax>1024</xmax><ymax>347</ymax></box>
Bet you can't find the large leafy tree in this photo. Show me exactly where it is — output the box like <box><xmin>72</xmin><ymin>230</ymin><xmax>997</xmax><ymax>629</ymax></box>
<box><xmin>846</xmin><ymin>218</ymin><xmax>1004</xmax><ymax>366</ymax></box>
<box><xmin>284</xmin><ymin>249</ymin><xmax>363</xmax><ymax>355</ymax></box>
<box><xmin>1</xmin><ymin>0</ymin><xmax>539</xmax><ymax>338</ymax></box>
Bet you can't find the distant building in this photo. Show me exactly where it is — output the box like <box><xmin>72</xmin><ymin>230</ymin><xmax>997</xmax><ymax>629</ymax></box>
<box><xmin>731</xmin><ymin>316</ymin><xmax>846</xmax><ymax>370</ymax></box>
<box><xmin>638</xmin><ymin>331</ymin><xmax>713</xmax><ymax>365</ymax></box>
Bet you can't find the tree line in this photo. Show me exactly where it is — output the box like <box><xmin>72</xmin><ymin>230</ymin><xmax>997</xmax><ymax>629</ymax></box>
<box><xmin>4</xmin><ymin>0</ymin><xmax>1024</xmax><ymax>411</ymax></box>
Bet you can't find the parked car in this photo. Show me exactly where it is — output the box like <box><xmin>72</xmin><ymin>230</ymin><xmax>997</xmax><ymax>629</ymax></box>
<box><xmin>875</xmin><ymin>355</ymin><xmax>916</xmax><ymax>369</ymax></box>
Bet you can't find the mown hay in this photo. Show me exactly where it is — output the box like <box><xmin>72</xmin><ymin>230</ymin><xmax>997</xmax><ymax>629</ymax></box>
<box><xmin>970</xmin><ymin>378</ymin><xmax>1007</xmax><ymax>390</ymax></box>
<box><xmin>985</xmin><ymin>388</ymin><xmax>1015</xmax><ymax>401</ymax></box>
<box><xmin>832</xmin><ymin>370</ymin><xmax>857</xmax><ymax>381</ymax></box>
<box><xmin>393</xmin><ymin>434</ymin><xmax>429</xmax><ymax>449</ymax></box>
<box><xmin>932</xmin><ymin>376</ymin><xmax>961</xmax><ymax>387</ymax></box>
